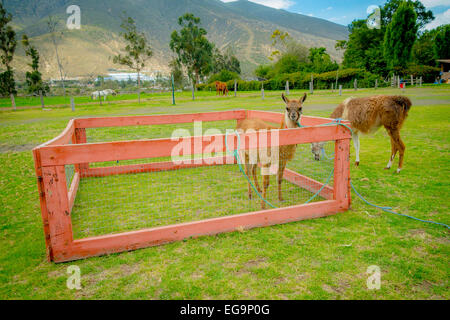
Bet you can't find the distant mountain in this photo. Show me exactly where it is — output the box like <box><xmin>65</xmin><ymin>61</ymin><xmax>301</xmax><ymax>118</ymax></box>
<box><xmin>7</xmin><ymin>0</ymin><xmax>349</xmax><ymax>79</ymax></box>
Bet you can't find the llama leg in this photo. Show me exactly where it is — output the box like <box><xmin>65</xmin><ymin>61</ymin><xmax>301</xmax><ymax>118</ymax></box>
<box><xmin>245</xmin><ymin>164</ymin><xmax>252</xmax><ymax>199</ymax></box>
<box><xmin>385</xmin><ymin>136</ymin><xmax>397</xmax><ymax>170</ymax></box>
<box><xmin>278</xmin><ymin>161</ymin><xmax>287</xmax><ymax>202</ymax></box>
<box><xmin>353</xmin><ymin>132</ymin><xmax>360</xmax><ymax>166</ymax></box>
<box><xmin>251</xmin><ymin>165</ymin><xmax>262</xmax><ymax>193</ymax></box>
<box><xmin>386</xmin><ymin>128</ymin><xmax>405</xmax><ymax>173</ymax></box>
<box><xmin>261</xmin><ymin>174</ymin><xmax>270</xmax><ymax>209</ymax></box>
<box><xmin>393</xmin><ymin>130</ymin><xmax>405</xmax><ymax>173</ymax></box>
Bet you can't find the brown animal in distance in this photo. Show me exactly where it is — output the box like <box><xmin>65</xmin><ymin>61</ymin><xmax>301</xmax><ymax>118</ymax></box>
<box><xmin>236</xmin><ymin>93</ymin><xmax>307</xmax><ymax>209</ymax></box>
<box><xmin>215</xmin><ymin>81</ymin><xmax>228</xmax><ymax>96</ymax></box>
<box><xmin>314</xmin><ymin>95</ymin><xmax>412</xmax><ymax>173</ymax></box>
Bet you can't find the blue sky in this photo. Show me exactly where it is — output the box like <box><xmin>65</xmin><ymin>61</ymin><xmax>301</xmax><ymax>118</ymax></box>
<box><xmin>221</xmin><ymin>0</ymin><xmax>450</xmax><ymax>29</ymax></box>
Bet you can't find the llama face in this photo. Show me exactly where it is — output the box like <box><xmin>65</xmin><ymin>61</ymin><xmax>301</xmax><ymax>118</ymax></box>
<box><xmin>282</xmin><ymin>93</ymin><xmax>306</xmax><ymax>123</ymax></box>
<box><xmin>311</xmin><ymin>142</ymin><xmax>324</xmax><ymax>161</ymax></box>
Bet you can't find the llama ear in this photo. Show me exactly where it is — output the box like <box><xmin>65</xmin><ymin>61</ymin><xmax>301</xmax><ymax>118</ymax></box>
<box><xmin>300</xmin><ymin>93</ymin><xmax>307</xmax><ymax>103</ymax></box>
<box><xmin>282</xmin><ymin>93</ymin><xmax>289</xmax><ymax>103</ymax></box>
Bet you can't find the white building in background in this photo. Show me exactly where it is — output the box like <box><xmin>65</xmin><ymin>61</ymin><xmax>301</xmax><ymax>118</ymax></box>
<box><xmin>104</xmin><ymin>73</ymin><xmax>155</xmax><ymax>82</ymax></box>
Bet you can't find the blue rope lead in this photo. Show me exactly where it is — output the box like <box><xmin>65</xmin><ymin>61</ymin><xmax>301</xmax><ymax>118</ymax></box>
<box><xmin>225</xmin><ymin>130</ymin><xmax>277</xmax><ymax>209</ymax></box>
<box><xmin>350</xmin><ymin>181</ymin><xmax>450</xmax><ymax>229</ymax></box>
<box><xmin>304</xmin><ymin>168</ymin><xmax>334</xmax><ymax>204</ymax></box>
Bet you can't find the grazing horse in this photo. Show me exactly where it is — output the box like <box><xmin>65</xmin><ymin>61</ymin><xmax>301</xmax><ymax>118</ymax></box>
<box><xmin>91</xmin><ymin>89</ymin><xmax>117</xmax><ymax>100</ymax></box>
<box><xmin>215</xmin><ymin>81</ymin><xmax>228</xmax><ymax>96</ymax></box>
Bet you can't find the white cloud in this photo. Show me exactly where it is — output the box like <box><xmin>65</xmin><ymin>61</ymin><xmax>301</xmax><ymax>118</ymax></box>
<box><xmin>220</xmin><ymin>0</ymin><xmax>294</xmax><ymax>10</ymax></box>
<box><xmin>420</xmin><ymin>0</ymin><xmax>450</xmax><ymax>8</ymax></box>
<box><xmin>326</xmin><ymin>7</ymin><xmax>333</xmax><ymax>11</ymax></box>
<box><xmin>425</xmin><ymin>8</ymin><xmax>450</xmax><ymax>29</ymax></box>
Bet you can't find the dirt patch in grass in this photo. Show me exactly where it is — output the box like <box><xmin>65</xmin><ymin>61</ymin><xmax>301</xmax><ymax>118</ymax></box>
<box><xmin>245</xmin><ymin>257</ymin><xmax>268</xmax><ymax>268</ymax></box>
<box><xmin>408</xmin><ymin>229</ymin><xmax>428</xmax><ymax>239</ymax></box>
<box><xmin>0</xmin><ymin>144</ymin><xmax>37</xmax><ymax>153</ymax></box>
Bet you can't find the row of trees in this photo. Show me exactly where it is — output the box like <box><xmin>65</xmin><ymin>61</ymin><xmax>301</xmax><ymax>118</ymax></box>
<box><xmin>251</xmin><ymin>0</ymin><xmax>448</xmax><ymax>89</ymax></box>
<box><xmin>339</xmin><ymin>0</ymin><xmax>448</xmax><ymax>76</ymax></box>
<box><xmin>0</xmin><ymin>3</ymin><xmax>67</xmax><ymax>108</ymax></box>
<box><xmin>85</xmin><ymin>13</ymin><xmax>241</xmax><ymax>101</ymax></box>
<box><xmin>254</xmin><ymin>36</ymin><xmax>339</xmax><ymax>80</ymax></box>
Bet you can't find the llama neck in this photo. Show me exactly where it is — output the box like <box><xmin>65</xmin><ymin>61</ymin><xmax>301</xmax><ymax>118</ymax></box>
<box><xmin>284</xmin><ymin>112</ymin><xmax>298</xmax><ymax>128</ymax></box>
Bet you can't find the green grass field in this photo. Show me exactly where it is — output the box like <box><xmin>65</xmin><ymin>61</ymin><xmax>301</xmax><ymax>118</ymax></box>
<box><xmin>0</xmin><ymin>86</ymin><xmax>448</xmax><ymax>299</ymax></box>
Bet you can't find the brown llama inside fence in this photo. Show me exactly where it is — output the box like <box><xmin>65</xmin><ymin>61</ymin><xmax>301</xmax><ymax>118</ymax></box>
<box><xmin>236</xmin><ymin>93</ymin><xmax>307</xmax><ymax>208</ymax></box>
<box><xmin>321</xmin><ymin>95</ymin><xmax>412</xmax><ymax>173</ymax></box>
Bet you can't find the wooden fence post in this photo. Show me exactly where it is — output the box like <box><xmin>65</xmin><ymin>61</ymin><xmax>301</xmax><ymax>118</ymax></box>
<box><xmin>375</xmin><ymin>79</ymin><xmax>378</xmax><ymax>90</ymax></box>
<box><xmin>42</xmin><ymin>165</ymin><xmax>73</xmax><ymax>262</ymax></box>
<box><xmin>261</xmin><ymin>82</ymin><xmax>264</xmax><ymax>100</ymax></box>
<box><xmin>334</xmin><ymin>138</ymin><xmax>351</xmax><ymax>210</ymax></box>
<box><xmin>10</xmin><ymin>93</ymin><xmax>16</xmax><ymax>110</ymax></box>
<box><xmin>339</xmin><ymin>85</ymin><xmax>342</xmax><ymax>96</ymax></box>
<box><xmin>171</xmin><ymin>74</ymin><xmax>175</xmax><ymax>105</ymax></box>
<box><xmin>70</xmin><ymin>97</ymin><xmax>75</xmax><ymax>111</ymax></box>
<box><xmin>32</xmin><ymin>149</ymin><xmax>52</xmax><ymax>261</ymax></box>
<box><xmin>40</xmin><ymin>91</ymin><xmax>45</xmax><ymax>109</ymax></box>
<box><xmin>354</xmin><ymin>78</ymin><xmax>357</xmax><ymax>91</ymax></box>
<box><xmin>234</xmin><ymin>79</ymin><xmax>237</xmax><ymax>97</ymax></box>
<box><xmin>286</xmin><ymin>80</ymin><xmax>289</xmax><ymax>95</ymax></box>
<box><xmin>74</xmin><ymin>128</ymin><xmax>89</xmax><ymax>175</ymax></box>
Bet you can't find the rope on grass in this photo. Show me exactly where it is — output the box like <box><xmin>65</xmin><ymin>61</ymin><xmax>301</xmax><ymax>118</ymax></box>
<box><xmin>350</xmin><ymin>181</ymin><xmax>450</xmax><ymax>229</ymax></box>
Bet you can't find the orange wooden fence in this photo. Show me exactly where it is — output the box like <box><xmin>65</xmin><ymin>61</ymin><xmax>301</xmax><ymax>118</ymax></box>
<box><xmin>33</xmin><ymin>110</ymin><xmax>351</xmax><ymax>263</ymax></box>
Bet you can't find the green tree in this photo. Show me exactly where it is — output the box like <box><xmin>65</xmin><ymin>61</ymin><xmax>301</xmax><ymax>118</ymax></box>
<box><xmin>270</xmin><ymin>54</ymin><xmax>301</xmax><ymax>75</ymax></box>
<box><xmin>46</xmin><ymin>16</ymin><xmax>66</xmax><ymax>97</ymax></box>
<box><xmin>254</xmin><ymin>65</ymin><xmax>271</xmax><ymax>79</ymax></box>
<box><xmin>382</xmin><ymin>0</ymin><xmax>434</xmax><ymax>29</ymax></box>
<box><xmin>223</xmin><ymin>47</ymin><xmax>241</xmax><ymax>75</ymax></box>
<box><xmin>340</xmin><ymin>0</ymin><xmax>434</xmax><ymax>76</ymax></box>
<box><xmin>308</xmin><ymin>47</ymin><xmax>338</xmax><ymax>73</ymax></box>
<box><xmin>113</xmin><ymin>16</ymin><xmax>153</xmax><ymax>103</ymax></box>
<box><xmin>285</xmin><ymin>41</ymin><xmax>309</xmax><ymax>64</ymax></box>
<box><xmin>211</xmin><ymin>47</ymin><xmax>241</xmax><ymax>75</ymax></box>
<box><xmin>208</xmin><ymin>69</ymin><xmax>239</xmax><ymax>83</ymax></box>
<box><xmin>21</xmin><ymin>35</ymin><xmax>48</xmax><ymax>97</ymax></box>
<box><xmin>169</xmin><ymin>58</ymin><xmax>185</xmax><ymax>88</ymax></box>
<box><xmin>170</xmin><ymin>13</ymin><xmax>213</xmax><ymax>100</ymax></box>
<box><xmin>383</xmin><ymin>1</ymin><xmax>418</xmax><ymax>71</ymax></box>
<box><xmin>341</xmin><ymin>20</ymin><xmax>387</xmax><ymax>75</ymax></box>
<box><xmin>434</xmin><ymin>24</ymin><xmax>450</xmax><ymax>59</ymax></box>
<box><xmin>0</xmin><ymin>2</ymin><xmax>17</xmax><ymax>108</ymax></box>
<box><xmin>412</xmin><ymin>30</ymin><xmax>437</xmax><ymax>66</ymax></box>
